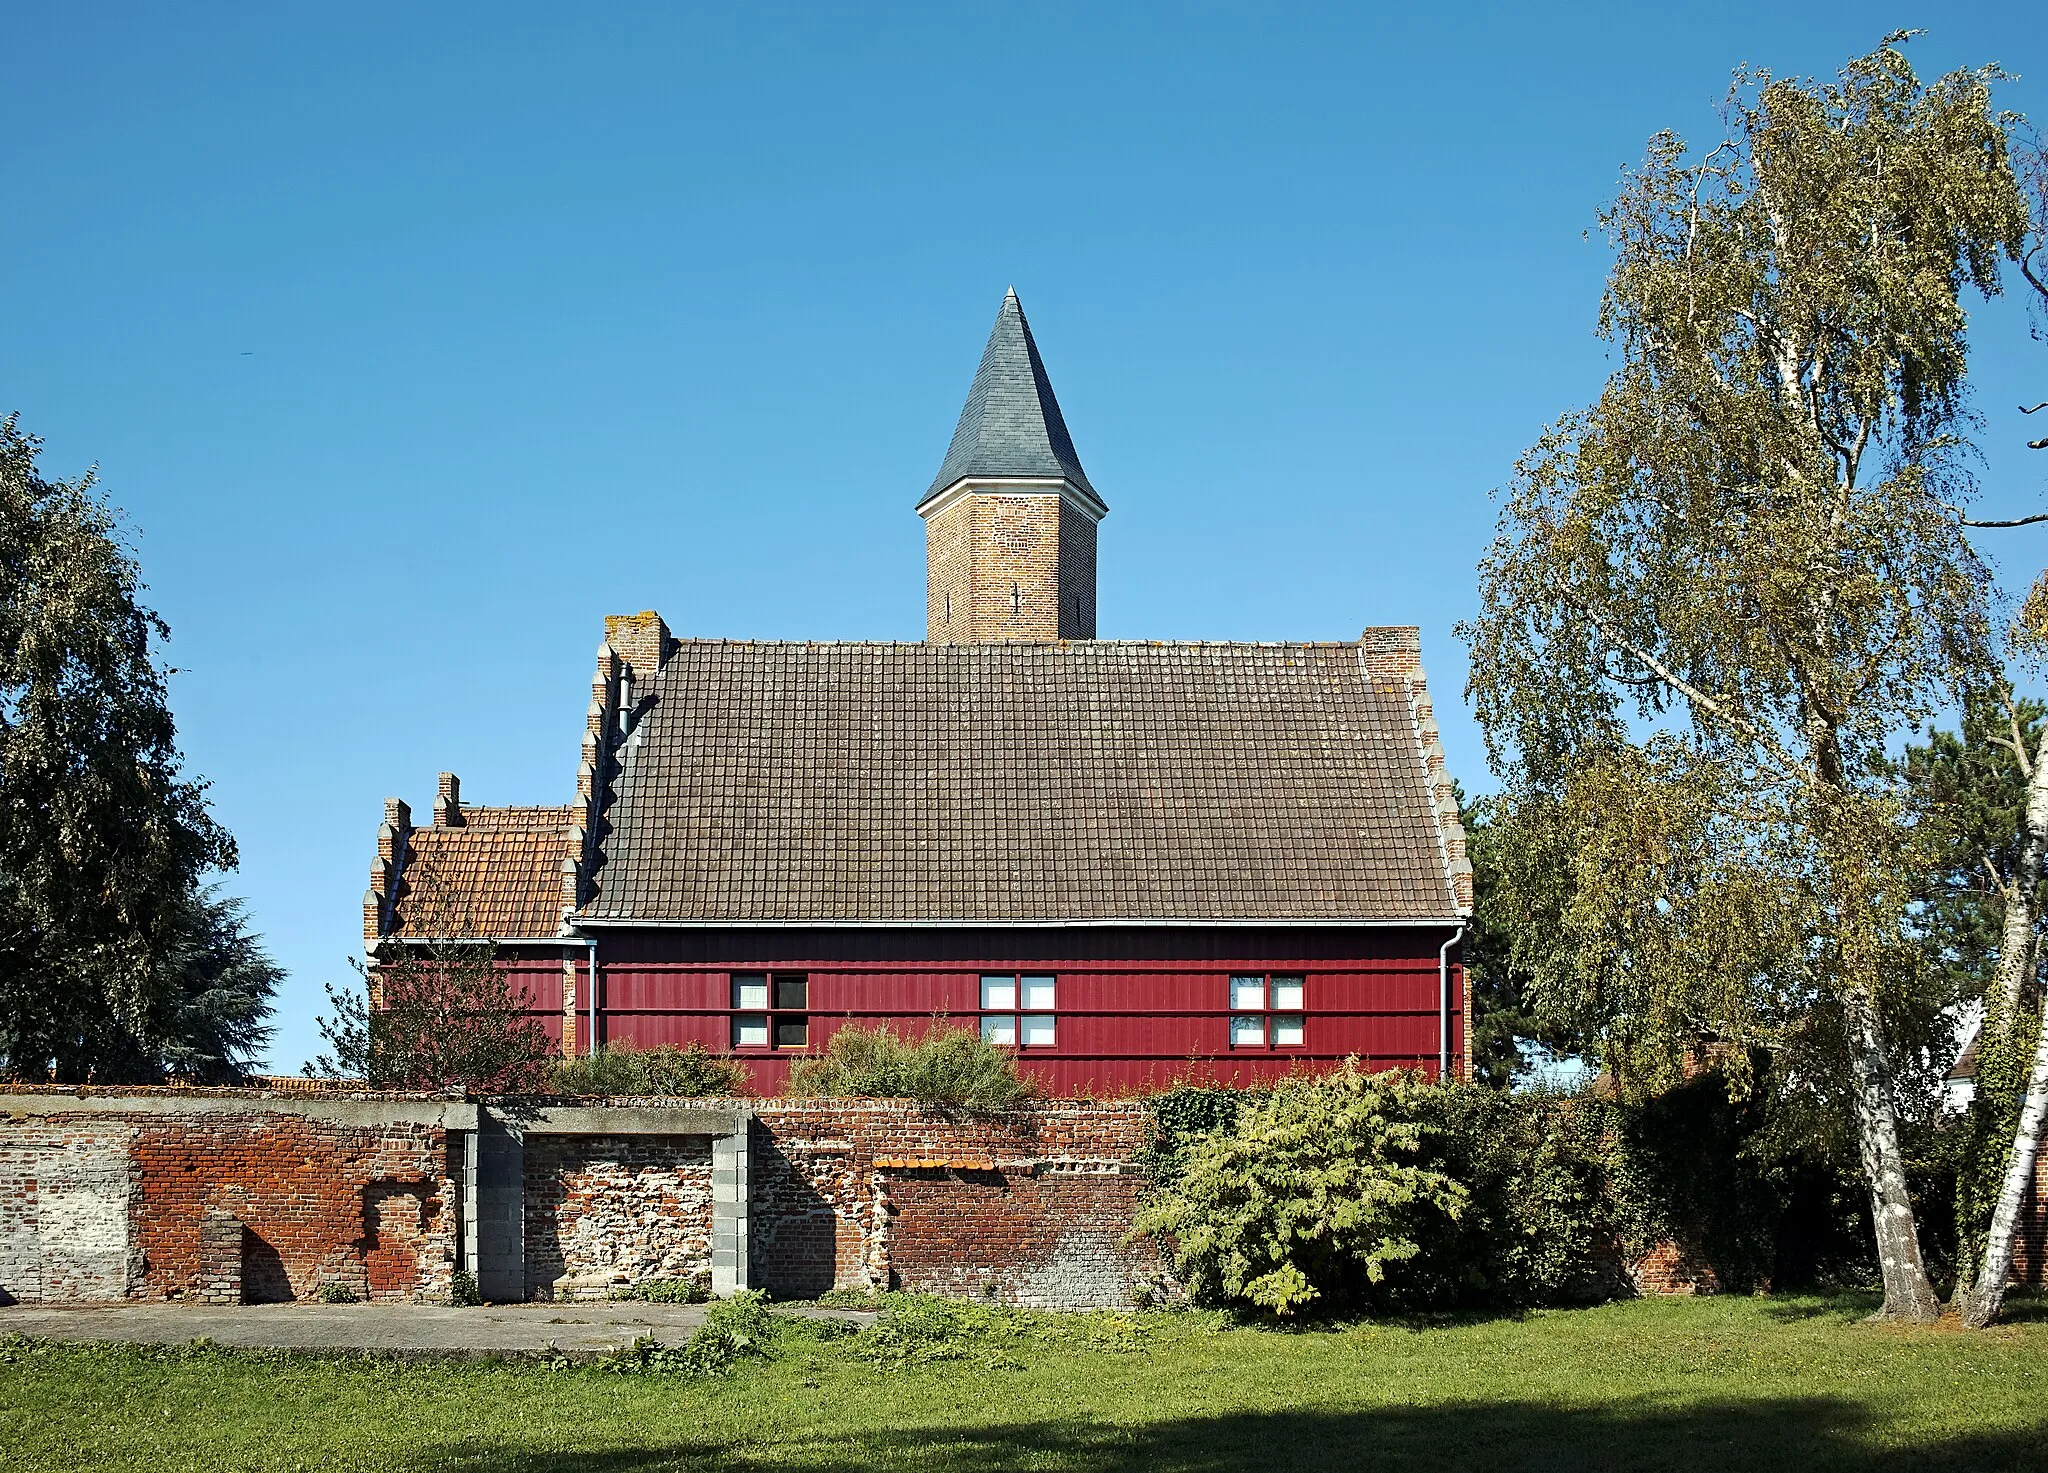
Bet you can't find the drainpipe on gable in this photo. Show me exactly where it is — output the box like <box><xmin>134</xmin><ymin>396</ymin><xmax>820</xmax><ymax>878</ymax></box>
<box><xmin>587</xmin><ymin>936</ymin><xmax>601</xmax><ymax>1058</ymax></box>
<box><xmin>1439</xmin><ymin>925</ymin><xmax>1465</xmax><ymax>1082</ymax></box>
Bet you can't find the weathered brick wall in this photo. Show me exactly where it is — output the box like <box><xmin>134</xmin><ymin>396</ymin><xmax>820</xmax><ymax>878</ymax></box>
<box><xmin>0</xmin><ymin>1092</ymin><xmax>460</xmax><ymax>1304</ymax></box>
<box><xmin>523</xmin><ymin>1133</ymin><xmax>713</xmax><ymax>1300</ymax></box>
<box><xmin>751</xmin><ymin>1100</ymin><xmax>1156</xmax><ymax>1309</ymax></box>
<box><xmin>924</xmin><ymin>493</ymin><xmax>1084</xmax><ymax>644</ymax></box>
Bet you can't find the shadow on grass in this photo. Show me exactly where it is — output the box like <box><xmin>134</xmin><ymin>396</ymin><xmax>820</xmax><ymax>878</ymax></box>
<box><xmin>424</xmin><ymin>1396</ymin><xmax>2048</xmax><ymax>1473</ymax></box>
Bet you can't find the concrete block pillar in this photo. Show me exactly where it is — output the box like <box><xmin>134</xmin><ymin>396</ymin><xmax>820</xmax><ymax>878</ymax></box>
<box><xmin>472</xmin><ymin>1110</ymin><xmax>526</xmax><ymax>1302</ymax></box>
<box><xmin>710</xmin><ymin>1127</ymin><xmax>750</xmax><ymax>1296</ymax></box>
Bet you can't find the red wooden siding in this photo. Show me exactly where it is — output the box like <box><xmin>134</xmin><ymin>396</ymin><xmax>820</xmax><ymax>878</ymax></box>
<box><xmin>563</xmin><ymin>927</ymin><xmax>1464</xmax><ymax>1097</ymax></box>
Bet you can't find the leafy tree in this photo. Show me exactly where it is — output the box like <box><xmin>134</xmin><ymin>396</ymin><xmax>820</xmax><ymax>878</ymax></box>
<box><xmin>1463</xmin><ymin>792</ymin><xmax>1572</xmax><ymax>1086</ymax></box>
<box><xmin>0</xmin><ymin>414</ymin><xmax>275</xmax><ymax>1082</ymax></box>
<box><xmin>305</xmin><ymin>945</ymin><xmax>553</xmax><ymax>1092</ymax></box>
<box><xmin>1461</xmin><ymin>39</ymin><xmax>2028</xmax><ymax>1319</ymax></box>
<box><xmin>1954</xmin><ymin>132</ymin><xmax>2048</xmax><ymax>1327</ymax></box>
<box><xmin>1133</xmin><ymin>1063</ymin><xmax>1467</xmax><ymax>1315</ymax></box>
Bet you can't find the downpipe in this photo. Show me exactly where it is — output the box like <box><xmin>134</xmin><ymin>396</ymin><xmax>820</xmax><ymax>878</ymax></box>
<box><xmin>1439</xmin><ymin>925</ymin><xmax>1465</xmax><ymax>1082</ymax></box>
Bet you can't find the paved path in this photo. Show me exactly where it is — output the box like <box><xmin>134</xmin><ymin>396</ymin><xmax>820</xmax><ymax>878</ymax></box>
<box><xmin>0</xmin><ymin>1300</ymin><xmax>873</xmax><ymax>1359</ymax></box>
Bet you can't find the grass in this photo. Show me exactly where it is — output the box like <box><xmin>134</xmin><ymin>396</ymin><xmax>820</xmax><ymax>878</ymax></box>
<box><xmin>5</xmin><ymin>1294</ymin><xmax>2048</xmax><ymax>1470</ymax></box>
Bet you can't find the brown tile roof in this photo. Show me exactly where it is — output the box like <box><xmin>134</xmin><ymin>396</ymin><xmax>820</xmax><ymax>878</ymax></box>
<box><xmin>389</xmin><ymin>807</ymin><xmax>576</xmax><ymax>939</ymax></box>
<box><xmin>580</xmin><ymin>640</ymin><xmax>1465</xmax><ymax>924</ymax></box>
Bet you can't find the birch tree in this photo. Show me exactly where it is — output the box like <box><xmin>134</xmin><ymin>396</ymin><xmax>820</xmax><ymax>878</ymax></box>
<box><xmin>1956</xmin><ymin>133</ymin><xmax>2048</xmax><ymax>1328</ymax></box>
<box><xmin>1463</xmin><ymin>39</ymin><xmax>2027</xmax><ymax>1320</ymax></box>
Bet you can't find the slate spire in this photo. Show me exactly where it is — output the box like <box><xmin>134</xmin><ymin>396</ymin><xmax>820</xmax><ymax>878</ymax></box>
<box><xmin>920</xmin><ymin>288</ymin><xmax>1101</xmax><ymax>508</ymax></box>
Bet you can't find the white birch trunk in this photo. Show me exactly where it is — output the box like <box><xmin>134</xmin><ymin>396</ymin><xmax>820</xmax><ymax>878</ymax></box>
<box><xmin>1843</xmin><ymin>986</ymin><xmax>1943</xmax><ymax>1320</ymax></box>
<box><xmin>1964</xmin><ymin>1003</ymin><xmax>2048</xmax><ymax>1326</ymax></box>
<box><xmin>1961</xmin><ymin>724</ymin><xmax>2048</xmax><ymax>1327</ymax></box>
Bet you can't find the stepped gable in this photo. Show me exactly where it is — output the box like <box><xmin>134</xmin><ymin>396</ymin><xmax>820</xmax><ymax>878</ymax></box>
<box><xmin>364</xmin><ymin>772</ymin><xmax>577</xmax><ymax>942</ymax></box>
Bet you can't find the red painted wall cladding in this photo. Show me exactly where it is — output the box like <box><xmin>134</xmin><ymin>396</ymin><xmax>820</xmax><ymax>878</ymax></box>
<box><xmin>750</xmin><ymin>1100</ymin><xmax>1159</xmax><ymax>1307</ymax></box>
<box><xmin>582</xmin><ymin>927</ymin><xmax>1466</xmax><ymax>1095</ymax></box>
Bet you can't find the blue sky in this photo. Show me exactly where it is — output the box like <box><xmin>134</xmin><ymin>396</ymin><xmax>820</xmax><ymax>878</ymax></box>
<box><xmin>5</xmin><ymin>4</ymin><xmax>2045</xmax><ymax>1073</ymax></box>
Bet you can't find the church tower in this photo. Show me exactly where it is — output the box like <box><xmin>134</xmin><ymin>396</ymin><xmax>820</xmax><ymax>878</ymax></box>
<box><xmin>919</xmin><ymin>289</ymin><xmax>1107</xmax><ymax>643</ymax></box>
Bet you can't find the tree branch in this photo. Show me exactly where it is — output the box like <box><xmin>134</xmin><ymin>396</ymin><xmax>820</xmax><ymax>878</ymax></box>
<box><xmin>1568</xmin><ymin>596</ymin><xmax>1816</xmax><ymax>784</ymax></box>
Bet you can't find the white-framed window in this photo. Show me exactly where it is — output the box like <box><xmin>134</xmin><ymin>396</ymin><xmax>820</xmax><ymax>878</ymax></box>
<box><xmin>1230</xmin><ymin>974</ymin><xmax>1306</xmax><ymax>1048</ymax></box>
<box><xmin>980</xmin><ymin>973</ymin><xmax>1057</xmax><ymax>1048</ymax></box>
<box><xmin>730</xmin><ymin>972</ymin><xmax>808</xmax><ymax>1049</ymax></box>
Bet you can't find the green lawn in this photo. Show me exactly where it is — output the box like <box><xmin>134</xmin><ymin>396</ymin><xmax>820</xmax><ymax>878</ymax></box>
<box><xmin>5</xmin><ymin>1295</ymin><xmax>2048</xmax><ymax>1472</ymax></box>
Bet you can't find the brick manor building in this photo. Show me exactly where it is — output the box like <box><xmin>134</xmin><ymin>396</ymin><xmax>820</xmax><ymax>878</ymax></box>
<box><xmin>363</xmin><ymin>290</ymin><xmax>1474</xmax><ymax>1095</ymax></box>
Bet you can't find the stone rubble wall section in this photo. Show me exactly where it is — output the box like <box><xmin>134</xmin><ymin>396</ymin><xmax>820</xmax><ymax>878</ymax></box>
<box><xmin>522</xmin><ymin>1133</ymin><xmax>713</xmax><ymax>1300</ymax></box>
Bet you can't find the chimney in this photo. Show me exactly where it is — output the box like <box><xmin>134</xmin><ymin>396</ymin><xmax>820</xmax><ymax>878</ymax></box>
<box><xmin>603</xmin><ymin>611</ymin><xmax>670</xmax><ymax>677</ymax></box>
<box><xmin>433</xmin><ymin>772</ymin><xmax>463</xmax><ymax>826</ymax></box>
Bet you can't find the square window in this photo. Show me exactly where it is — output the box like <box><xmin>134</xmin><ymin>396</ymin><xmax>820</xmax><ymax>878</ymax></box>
<box><xmin>1272</xmin><ymin>1015</ymin><xmax>1305</xmax><ymax>1047</ymax></box>
<box><xmin>1272</xmin><ymin>977</ymin><xmax>1305</xmax><ymax>1011</ymax></box>
<box><xmin>732</xmin><ymin>1015</ymin><xmax>769</xmax><ymax>1048</ymax></box>
<box><xmin>1230</xmin><ymin>976</ymin><xmax>1266</xmax><ymax>1011</ymax></box>
<box><xmin>774</xmin><ymin>974</ymin><xmax>809</xmax><ymax>1010</ymax></box>
<box><xmin>1020</xmin><ymin>1014</ymin><xmax>1056</xmax><ymax>1048</ymax></box>
<box><xmin>732</xmin><ymin>975</ymin><xmax>768</xmax><ymax>1010</ymax></box>
<box><xmin>1231</xmin><ymin>1015</ymin><xmax>1266</xmax><ymax>1048</ymax></box>
<box><xmin>981</xmin><ymin>1015</ymin><xmax>1017</xmax><ymax>1046</ymax></box>
<box><xmin>1020</xmin><ymin>975</ymin><xmax>1057</xmax><ymax>1010</ymax></box>
<box><xmin>980</xmin><ymin>975</ymin><xmax>1017</xmax><ymax>1011</ymax></box>
<box><xmin>776</xmin><ymin>1017</ymin><xmax>810</xmax><ymax>1049</ymax></box>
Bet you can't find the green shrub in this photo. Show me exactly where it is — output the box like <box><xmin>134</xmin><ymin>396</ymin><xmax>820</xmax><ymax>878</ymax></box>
<box><xmin>596</xmin><ymin>1291</ymin><xmax>780</xmax><ymax>1375</ymax></box>
<box><xmin>609</xmin><ymin>1276</ymin><xmax>710</xmax><ymax>1304</ymax></box>
<box><xmin>316</xmin><ymin>1282</ymin><xmax>360</xmax><ymax>1305</ymax></box>
<box><xmin>1135</xmin><ymin>1063</ymin><xmax>1467</xmax><ymax>1315</ymax></box>
<box><xmin>449</xmin><ymin>1270</ymin><xmax>482</xmax><ymax>1307</ymax></box>
<box><xmin>547</xmin><ymin>1042</ymin><xmax>749</xmax><ymax>1098</ymax></box>
<box><xmin>785</xmin><ymin>1022</ymin><xmax>1038</xmax><ymax>1109</ymax></box>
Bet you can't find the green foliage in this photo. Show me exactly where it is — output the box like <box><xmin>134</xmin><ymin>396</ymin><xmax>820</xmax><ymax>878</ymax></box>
<box><xmin>1135</xmin><ymin>1064</ymin><xmax>1468</xmax><ymax>1315</ymax></box>
<box><xmin>595</xmin><ymin>1291</ymin><xmax>780</xmax><ymax>1376</ymax></box>
<box><xmin>608</xmin><ymin>1276</ymin><xmax>711</xmax><ymax>1304</ymax></box>
<box><xmin>549</xmin><ymin>1042</ymin><xmax>750</xmax><ymax>1098</ymax></box>
<box><xmin>785</xmin><ymin>1021</ymin><xmax>1039</xmax><ymax>1109</ymax></box>
<box><xmin>0</xmin><ymin>415</ymin><xmax>275</xmax><ymax>1084</ymax></box>
<box><xmin>316</xmin><ymin>1282</ymin><xmax>360</xmax><ymax>1305</ymax></box>
<box><xmin>1143</xmin><ymin>1068</ymin><xmax>1886</xmax><ymax>1314</ymax></box>
<box><xmin>1461</xmin><ymin>791</ymin><xmax>1575</xmax><ymax>1087</ymax></box>
<box><xmin>448</xmin><ymin>1270</ymin><xmax>481</xmax><ymax>1307</ymax></box>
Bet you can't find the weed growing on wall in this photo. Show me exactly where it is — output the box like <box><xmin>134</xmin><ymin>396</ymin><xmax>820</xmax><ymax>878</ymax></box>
<box><xmin>785</xmin><ymin>1023</ymin><xmax>1039</xmax><ymax>1109</ymax></box>
<box><xmin>549</xmin><ymin>1043</ymin><xmax>749</xmax><ymax>1098</ymax></box>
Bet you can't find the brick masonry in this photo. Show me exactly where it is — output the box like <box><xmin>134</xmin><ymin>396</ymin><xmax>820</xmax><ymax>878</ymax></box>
<box><xmin>749</xmin><ymin>1100</ymin><xmax>1157</xmax><ymax>1309</ymax></box>
<box><xmin>0</xmin><ymin>1090</ymin><xmax>1774</xmax><ymax>1311</ymax></box>
<box><xmin>924</xmin><ymin>491</ymin><xmax>1097</xmax><ymax>643</ymax></box>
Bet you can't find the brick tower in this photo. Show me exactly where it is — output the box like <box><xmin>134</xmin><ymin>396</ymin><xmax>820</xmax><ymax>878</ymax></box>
<box><xmin>919</xmin><ymin>288</ymin><xmax>1108</xmax><ymax>643</ymax></box>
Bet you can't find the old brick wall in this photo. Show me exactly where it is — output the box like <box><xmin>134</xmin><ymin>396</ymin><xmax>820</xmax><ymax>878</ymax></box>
<box><xmin>0</xmin><ymin>1092</ymin><xmax>460</xmax><ymax>1304</ymax></box>
<box><xmin>924</xmin><ymin>493</ymin><xmax>1085</xmax><ymax>644</ymax></box>
<box><xmin>751</xmin><ymin>1100</ymin><xmax>1156</xmax><ymax>1309</ymax></box>
<box><xmin>523</xmin><ymin>1133</ymin><xmax>713</xmax><ymax>1300</ymax></box>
